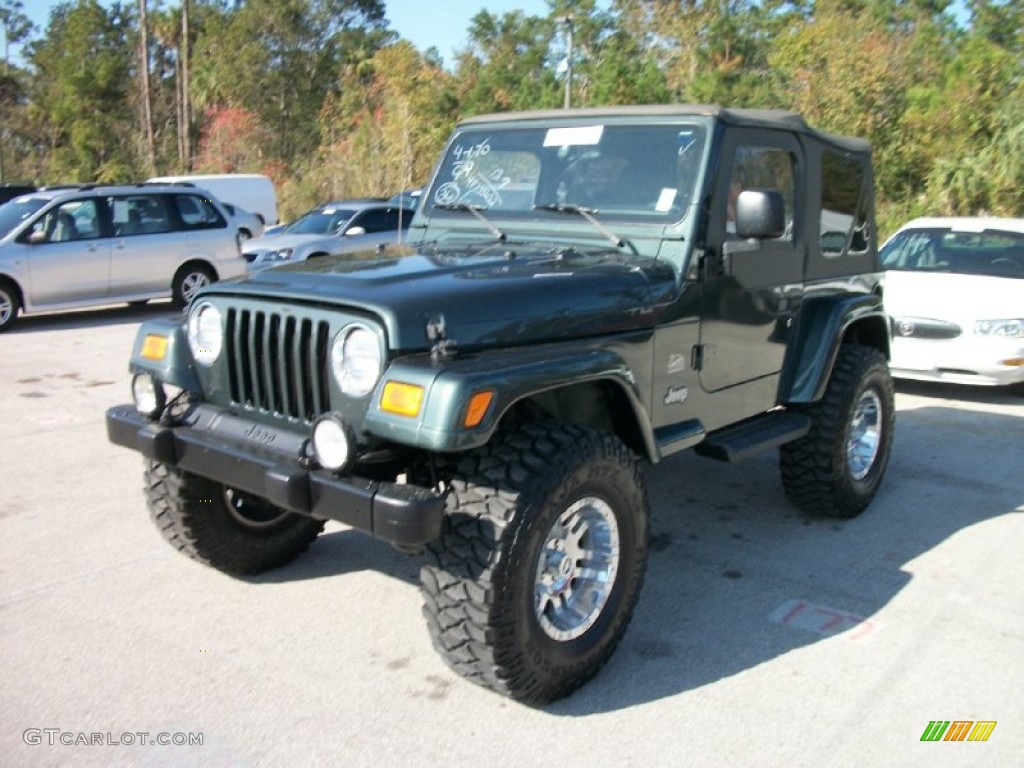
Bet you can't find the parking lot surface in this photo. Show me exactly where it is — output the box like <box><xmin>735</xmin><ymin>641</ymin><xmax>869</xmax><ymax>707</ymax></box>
<box><xmin>1</xmin><ymin>303</ymin><xmax>1021</xmax><ymax>767</ymax></box>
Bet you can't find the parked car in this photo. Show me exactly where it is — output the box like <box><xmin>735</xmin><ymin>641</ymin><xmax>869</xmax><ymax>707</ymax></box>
<box><xmin>220</xmin><ymin>202</ymin><xmax>264</xmax><ymax>241</ymax></box>
<box><xmin>242</xmin><ymin>199</ymin><xmax>415</xmax><ymax>272</ymax></box>
<box><xmin>881</xmin><ymin>216</ymin><xmax>1024</xmax><ymax>388</ymax></box>
<box><xmin>108</xmin><ymin>105</ymin><xmax>894</xmax><ymax>704</ymax></box>
<box><xmin>0</xmin><ymin>183</ymin><xmax>37</xmax><ymax>206</ymax></box>
<box><xmin>147</xmin><ymin>174</ymin><xmax>279</xmax><ymax>226</ymax></box>
<box><xmin>389</xmin><ymin>188</ymin><xmax>422</xmax><ymax>209</ymax></box>
<box><xmin>0</xmin><ymin>184</ymin><xmax>246</xmax><ymax>331</ymax></box>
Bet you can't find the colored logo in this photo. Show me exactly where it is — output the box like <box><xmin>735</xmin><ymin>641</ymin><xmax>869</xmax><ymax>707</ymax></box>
<box><xmin>920</xmin><ymin>721</ymin><xmax>997</xmax><ymax>742</ymax></box>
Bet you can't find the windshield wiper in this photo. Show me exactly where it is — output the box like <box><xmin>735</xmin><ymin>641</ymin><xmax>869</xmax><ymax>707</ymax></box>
<box><xmin>434</xmin><ymin>203</ymin><xmax>506</xmax><ymax>242</ymax></box>
<box><xmin>533</xmin><ymin>202</ymin><xmax>632</xmax><ymax>251</ymax></box>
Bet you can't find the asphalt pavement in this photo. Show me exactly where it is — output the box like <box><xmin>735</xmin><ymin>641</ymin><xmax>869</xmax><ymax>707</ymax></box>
<box><xmin>1</xmin><ymin>302</ymin><xmax>1021</xmax><ymax>767</ymax></box>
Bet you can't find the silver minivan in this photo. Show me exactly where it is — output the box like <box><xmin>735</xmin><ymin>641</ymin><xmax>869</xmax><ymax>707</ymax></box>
<box><xmin>0</xmin><ymin>184</ymin><xmax>246</xmax><ymax>331</ymax></box>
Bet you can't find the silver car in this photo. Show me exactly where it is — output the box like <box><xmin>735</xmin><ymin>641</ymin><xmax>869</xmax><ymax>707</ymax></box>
<box><xmin>0</xmin><ymin>184</ymin><xmax>246</xmax><ymax>331</ymax></box>
<box><xmin>243</xmin><ymin>199</ymin><xmax>414</xmax><ymax>272</ymax></box>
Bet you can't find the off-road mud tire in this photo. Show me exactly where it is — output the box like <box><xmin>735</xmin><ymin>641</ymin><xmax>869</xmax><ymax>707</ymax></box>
<box><xmin>420</xmin><ymin>423</ymin><xmax>648</xmax><ymax>705</ymax></box>
<box><xmin>780</xmin><ymin>344</ymin><xmax>894</xmax><ymax>518</ymax></box>
<box><xmin>144</xmin><ymin>460</ymin><xmax>324</xmax><ymax>575</ymax></box>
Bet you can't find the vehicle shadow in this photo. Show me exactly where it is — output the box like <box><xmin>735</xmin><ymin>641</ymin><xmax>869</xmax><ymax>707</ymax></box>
<box><xmin>251</xmin><ymin>404</ymin><xmax>1023</xmax><ymax>714</ymax></box>
<box><xmin>4</xmin><ymin>301</ymin><xmax>179</xmax><ymax>333</ymax></box>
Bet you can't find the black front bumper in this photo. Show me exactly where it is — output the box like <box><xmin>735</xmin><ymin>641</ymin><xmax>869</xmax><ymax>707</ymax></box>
<box><xmin>106</xmin><ymin>404</ymin><xmax>444</xmax><ymax>548</ymax></box>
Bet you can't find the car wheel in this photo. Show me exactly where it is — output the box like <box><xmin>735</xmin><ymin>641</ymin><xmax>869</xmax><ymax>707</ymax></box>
<box><xmin>0</xmin><ymin>280</ymin><xmax>20</xmax><ymax>332</ymax></box>
<box><xmin>172</xmin><ymin>264</ymin><xmax>215</xmax><ymax>308</ymax></box>
<box><xmin>144</xmin><ymin>460</ymin><xmax>324</xmax><ymax>575</ymax></box>
<box><xmin>780</xmin><ymin>344</ymin><xmax>894</xmax><ymax>518</ymax></box>
<box><xmin>420</xmin><ymin>423</ymin><xmax>649</xmax><ymax>705</ymax></box>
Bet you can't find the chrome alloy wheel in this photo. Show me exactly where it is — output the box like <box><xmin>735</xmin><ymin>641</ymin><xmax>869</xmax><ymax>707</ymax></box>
<box><xmin>533</xmin><ymin>496</ymin><xmax>620</xmax><ymax>642</ymax></box>
<box><xmin>846</xmin><ymin>389</ymin><xmax>882</xmax><ymax>481</ymax></box>
<box><xmin>180</xmin><ymin>271</ymin><xmax>211</xmax><ymax>303</ymax></box>
<box><xmin>0</xmin><ymin>292</ymin><xmax>12</xmax><ymax>326</ymax></box>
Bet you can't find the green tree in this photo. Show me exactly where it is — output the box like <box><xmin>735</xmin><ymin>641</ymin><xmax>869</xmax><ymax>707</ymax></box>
<box><xmin>921</xmin><ymin>31</ymin><xmax>1024</xmax><ymax>215</ymax></box>
<box><xmin>454</xmin><ymin>9</ymin><xmax>562</xmax><ymax>114</ymax></box>
<box><xmin>189</xmin><ymin>0</ymin><xmax>390</xmax><ymax>168</ymax></box>
<box><xmin>26</xmin><ymin>0</ymin><xmax>138</xmax><ymax>182</ymax></box>
<box><xmin>549</xmin><ymin>0</ymin><xmax>670</xmax><ymax>106</ymax></box>
<box><xmin>0</xmin><ymin>0</ymin><xmax>35</xmax><ymax>181</ymax></box>
<box><xmin>313</xmin><ymin>41</ymin><xmax>457</xmax><ymax>209</ymax></box>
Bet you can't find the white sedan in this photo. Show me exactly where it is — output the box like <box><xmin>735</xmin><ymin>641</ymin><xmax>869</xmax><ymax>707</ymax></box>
<box><xmin>880</xmin><ymin>217</ymin><xmax>1024</xmax><ymax>388</ymax></box>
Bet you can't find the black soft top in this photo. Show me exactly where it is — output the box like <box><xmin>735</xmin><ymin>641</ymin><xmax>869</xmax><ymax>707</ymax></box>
<box><xmin>459</xmin><ymin>104</ymin><xmax>871</xmax><ymax>155</ymax></box>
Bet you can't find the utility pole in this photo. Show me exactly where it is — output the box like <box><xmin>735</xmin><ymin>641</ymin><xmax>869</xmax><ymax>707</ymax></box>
<box><xmin>556</xmin><ymin>15</ymin><xmax>573</xmax><ymax>109</ymax></box>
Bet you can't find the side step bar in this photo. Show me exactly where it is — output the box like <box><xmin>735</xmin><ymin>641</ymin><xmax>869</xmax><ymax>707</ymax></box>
<box><xmin>695</xmin><ymin>410</ymin><xmax>811</xmax><ymax>462</ymax></box>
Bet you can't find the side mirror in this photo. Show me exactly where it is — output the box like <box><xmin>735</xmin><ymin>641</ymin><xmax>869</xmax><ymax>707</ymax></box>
<box><xmin>28</xmin><ymin>230</ymin><xmax>47</xmax><ymax>245</ymax></box>
<box><xmin>343</xmin><ymin>226</ymin><xmax>366</xmax><ymax>237</ymax></box>
<box><xmin>735</xmin><ymin>189</ymin><xmax>785</xmax><ymax>239</ymax></box>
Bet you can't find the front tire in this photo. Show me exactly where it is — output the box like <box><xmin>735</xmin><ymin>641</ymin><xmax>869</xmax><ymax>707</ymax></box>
<box><xmin>780</xmin><ymin>345</ymin><xmax>894</xmax><ymax>518</ymax></box>
<box><xmin>420</xmin><ymin>424</ymin><xmax>648</xmax><ymax>705</ymax></box>
<box><xmin>144</xmin><ymin>460</ymin><xmax>324</xmax><ymax>575</ymax></box>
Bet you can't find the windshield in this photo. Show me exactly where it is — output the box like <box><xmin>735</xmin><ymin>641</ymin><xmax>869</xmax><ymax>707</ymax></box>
<box><xmin>424</xmin><ymin>122</ymin><xmax>707</xmax><ymax>223</ymax></box>
<box><xmin>881</xmin><ymin>228</ymin><xmax>1024</xmax><ymax>278</ymax></box>
<box><xmin>0</xmin><ymin>196</ymin><xmax>48</xmax><ymax>239</ymax></box>
<box><xmin>283</xmin><ymin>207</ymin><xmax>356</xmax><ymax>235</ymax></box>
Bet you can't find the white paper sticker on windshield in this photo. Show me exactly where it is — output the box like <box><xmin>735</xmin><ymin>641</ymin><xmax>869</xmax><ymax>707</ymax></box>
<box><xmin>322</xmin><ymin>208</ymin><xmax>336</xmax><ymax>214</ymax></box>
<box><xmin>543</xmin><ymin>125</ymin><xmax>604</xmax><ymax>147</ymax></box>
<box><xmin>656</xmin><ymin>188</ymin><xmax>678</xmax><ymax>212</ymax></box>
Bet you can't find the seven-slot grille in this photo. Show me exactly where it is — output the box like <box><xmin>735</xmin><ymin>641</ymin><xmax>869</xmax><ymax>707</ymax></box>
<box><xmin>224</xmin><ymin>308</ymin><xmax>331</xmax><ymax>422</ymax></box>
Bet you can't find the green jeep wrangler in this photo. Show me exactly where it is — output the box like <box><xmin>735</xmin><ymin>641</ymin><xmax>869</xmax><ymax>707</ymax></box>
<box><xmin>107</xmin><ymin>106</ymin><xmax>893</xmax><ymax>704</ymax></box>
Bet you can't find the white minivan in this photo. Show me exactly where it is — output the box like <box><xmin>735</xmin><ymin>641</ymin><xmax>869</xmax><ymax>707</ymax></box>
<box><xmin>146</xmin><ymin>173</ymin><xmax>279</xmax><ymax>227</ymax></box>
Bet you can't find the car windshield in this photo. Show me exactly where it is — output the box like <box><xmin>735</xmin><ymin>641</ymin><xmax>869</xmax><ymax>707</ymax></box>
<box><xmin>423</xmin><ymin>122</ymin><xmax>707</xmax><ymax>222</ymax></box>
<box><xmin>283</xmin><ymin>207</ymin><xmax>356</xmax><ymax>235</ymax></box>
<box><xmin>0</xmin><ymin>196</ymin><xmax>48</xmax><ymax>239</ymax></box>
<box><xmin>881</xmin><ymin>227</ymin><xmax>1024</xmax><ymax>278</ymax></box>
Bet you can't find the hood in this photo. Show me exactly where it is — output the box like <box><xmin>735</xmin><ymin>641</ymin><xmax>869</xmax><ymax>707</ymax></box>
<box><xmin>205</xmin><ymin>242</ymin><xmax>679</xmax><ymax>351</ymax></box>
<box><xmin>884</xmin><ymin>270</ymin><xmax>1023</xmax><ymax>322</ymax></box>
<box><xmin>242</xmin><ymin>232</ymin><xmax>337</xmax><ymax>255</ymax></box>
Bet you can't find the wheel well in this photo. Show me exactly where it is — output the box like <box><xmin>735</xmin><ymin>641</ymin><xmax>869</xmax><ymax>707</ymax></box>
<box><xmin>841</xmin><ymin>315</ymin><xmax>890</xmax><ymax>359</ymax></box>
<box><xmin>175</xmin><ymin>260</ymin><xmax>218</xmax><ymax>282</ymax></box>
<box><xmin>501</xmin><ymin>380</ymin><xmax>648</xmax><ymax>460</ymax></box>
<box><xmin>0</xmin><ymin>275</ymin><xmax>23</xmax><ymax>305</ymax></box>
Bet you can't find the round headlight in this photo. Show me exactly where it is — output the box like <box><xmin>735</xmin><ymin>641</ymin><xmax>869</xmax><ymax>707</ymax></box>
<box><xmin>187</xmin><ymin>302</ymin><xmax>223</xmax><ymax>366</ymax></box>
<box><xmin>312</xmin><ymin>414</ymin><xmax>352</xmax><ymax>471</ymax></box>
<box><xmin>132</xmin><ymin>373</ymin><xmax>166</xmax><ymax>419</ymax></box>
<box><xmin>330</xmin><ymin>326</ymin><xmax>382</xmax><ymax>397</ymax></box>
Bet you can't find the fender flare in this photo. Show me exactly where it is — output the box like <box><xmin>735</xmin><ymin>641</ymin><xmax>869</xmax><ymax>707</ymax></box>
<box><xmin>778</xmin><ymin>293</ymin><xmax>890</xmax><ymax>404</ymax></box>
<box><xmin>365</xmin><ymin>345</ymin><xmax>657</xmax><ymax>458</ymax></box>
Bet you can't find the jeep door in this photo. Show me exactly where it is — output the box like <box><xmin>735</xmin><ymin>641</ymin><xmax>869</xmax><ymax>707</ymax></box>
<box><xmin>23</xmin><ymin>198</ymin><xmax>110</xmax><ymax>306</ymax></box>
<box><xmin>698</xmin><ymin>130</ymin><xmax>804</xmax><ymax>392</ymax></box>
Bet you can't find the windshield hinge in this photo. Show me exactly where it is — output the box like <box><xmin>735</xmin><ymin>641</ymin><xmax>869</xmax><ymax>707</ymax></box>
<box><xmin>691</xmin><ymin>344</ymin><xmax>705</xmax><ymax>371</ymax></box>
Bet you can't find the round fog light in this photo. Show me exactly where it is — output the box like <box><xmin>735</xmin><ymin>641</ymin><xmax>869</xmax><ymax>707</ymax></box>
<box><xmin>312</xmin><ymin>414</ymin><xmax>352</xmax><ymax>471</ymax></box>
<box><xmin>132</xmin><ymin>373</ymin><xmax>166</xmax><ymax>419</ymax></box>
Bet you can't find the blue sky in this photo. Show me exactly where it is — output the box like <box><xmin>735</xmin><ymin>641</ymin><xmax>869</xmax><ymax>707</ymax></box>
<box><xmin>21</xmin><ymin>0</ymin><xmax>576</xmax><ymax>68</ymax></box>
